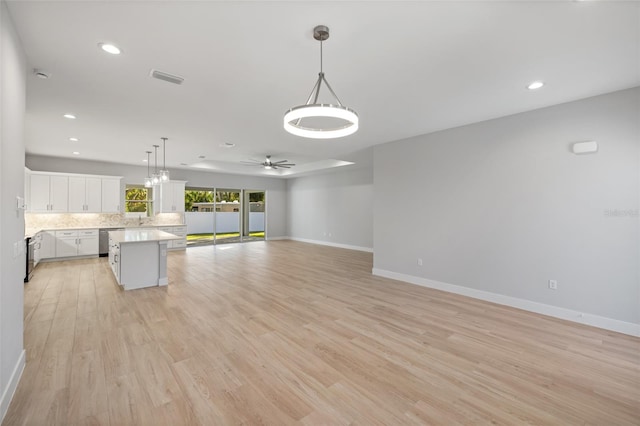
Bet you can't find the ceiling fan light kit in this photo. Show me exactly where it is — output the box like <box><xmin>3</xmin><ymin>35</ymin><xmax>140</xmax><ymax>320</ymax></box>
<box><xmin>284</xmin><ymin>25</ymin><xmax>358</xmax><ymax>139</ymax></box>
<box><xmin>241</xmin><ymin>155</ymin><xmax>295</xmax><ymax>170</ymax></box>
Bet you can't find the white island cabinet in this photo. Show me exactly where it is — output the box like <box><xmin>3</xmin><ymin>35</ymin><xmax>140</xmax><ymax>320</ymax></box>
<box><xmin>108</xmin><ymin>229</ymin><xmax>180</xmax><ymax>291</ymax></box>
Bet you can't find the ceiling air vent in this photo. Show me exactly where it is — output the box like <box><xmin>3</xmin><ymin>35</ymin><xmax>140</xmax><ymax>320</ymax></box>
<box><xmin>150</xmin><ymin>69</ymin><xmax>184</xmax><ymax>85</ymax></box>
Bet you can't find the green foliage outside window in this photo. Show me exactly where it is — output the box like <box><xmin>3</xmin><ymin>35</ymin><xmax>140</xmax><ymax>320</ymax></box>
<box><xmin>184</xmin><ymin>190</ymin><xmax>214</xmax><ymax>211</ymax></box>
<box><xmin>249</xmin><ymin>192</ymin><xmax>264</xmax><ymax>202</ymax></box>
<box><xmin>215</xmin><ymin>191</ymin><xmax>239</xmax><ymax>203</ymax></box>
<box><xmin>125</xmin><ymin>187</ymin><xmax>150</xmax><ymax>213</ymax></box>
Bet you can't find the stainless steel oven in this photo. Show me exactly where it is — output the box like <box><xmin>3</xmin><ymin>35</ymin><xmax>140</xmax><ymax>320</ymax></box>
<box><xmin>25</xmin><ymin>237</ymin><xmax>35</xmax><ymax>283</ymax></box>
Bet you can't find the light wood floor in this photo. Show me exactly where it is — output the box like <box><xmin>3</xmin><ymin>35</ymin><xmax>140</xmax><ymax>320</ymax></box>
<box><xmin>4</xmin><ymin>241</ymin><xmax>639</xmax><ymax>425</ymax></box>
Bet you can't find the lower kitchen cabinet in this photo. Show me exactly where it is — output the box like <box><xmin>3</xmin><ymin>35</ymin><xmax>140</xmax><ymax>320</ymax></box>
<box><xmin>108</xmin><ymin>238</ymin><xmax>120</xmax><ymax>280</ymax></box>
<box><xmin>159</xmin><ymin>225</ymin><xmax>187</xmax><ymax>250</ymax></box>
<box><xmin>40</xmin><ymin>231</ymin><xmax>56</xmax><ymax>258</ymax></box>
<box><xmin>78</xmin><ymin>230</ymin><xmax>99</xmax><ymax>255</ymax></box>
<box><xmin>54</xmin><ymin>229</ymin><xmax>99</xmax><ymax>258</ymax></box>
<box><xmin>35</xmin><ymin>226</ymin><xmax>184</xmax><ymax>263</ymax></box>
<box><xmin>34</xmin><ymin>231</ymin><xmax>56</xmax><ymax>264</ymax></box>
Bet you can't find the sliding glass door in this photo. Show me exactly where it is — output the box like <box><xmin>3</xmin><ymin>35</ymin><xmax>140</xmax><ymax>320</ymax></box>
<box><xmin>184</xmin><ymin>188</ymin><xmax>215</xmax><ymax>246</ymax></box>
<box><xmin>185</xmin><ymin>187</ymin><xmax>266</xmax><ymax>246</ymax></box>
<box><xmin>214</xmin><ymin>189</ymin><xmax>242</xmax><ymax>244</ymax></box>
<box><xmin>244</xmin><ymin>190</ymin><xmax>265</xmax><ymax>241</ymax></box>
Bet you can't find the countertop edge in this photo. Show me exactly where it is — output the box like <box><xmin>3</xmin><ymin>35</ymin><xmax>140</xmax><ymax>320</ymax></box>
<box><xmin>25</xmin><ymin>224</ymin><xmax>187</xmax><ymax>238</ymax></box>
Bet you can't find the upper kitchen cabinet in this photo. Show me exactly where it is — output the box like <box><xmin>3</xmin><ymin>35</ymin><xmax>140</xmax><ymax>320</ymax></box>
<box><xmin>30</xmin><ymin>173</ymin><xmax>69</xmax><ymax>212</ymax></box>
<box><xmin>156</xmin><ymin>181</ymin><xmax>186</xmax><ymax>213</ymax></box>
<box><xmin>28</xmin><ymin>171</ymin><xmax>122</xmax><ymax>214</ymax></box>
<box><xmin>69</xmin><ymin>177</ymin><xmax>102</xmax><ymax>213</ymax></box>
<box><xmin>101</xmin><ymin>178</ymin><xmax>122</xmax><ymax>213</ymax></box>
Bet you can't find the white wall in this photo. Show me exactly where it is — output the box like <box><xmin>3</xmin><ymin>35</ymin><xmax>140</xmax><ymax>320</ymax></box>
<box><xmin>287</xmin><ymin>165</ymin><xmax>373</xmax><ymax>251</ymax></box>
<box><xmin>373</xmin><ymin>88</ymin><xmax>639</xmax><ymax>329</ymax></box>
<box><xmin>25</xmin><ymin>155</ymin><xmax>287</xmax><ymax>238</ymax></box>
<box><xmin>0</xmin><ymin>1</ymin><xmax>26</xmax><ymax>419</ymax></box>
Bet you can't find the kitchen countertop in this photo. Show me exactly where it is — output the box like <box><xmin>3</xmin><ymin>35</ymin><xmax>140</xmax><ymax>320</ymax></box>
<box><xmin>108</xmin><ymin>229</ymin><xmax>181</xmax><ymax>244</ymax></box>
<box><xmin>25</xmin><ymin>224</ymin><xmax>186</xmax><ymax>238</ymax></box>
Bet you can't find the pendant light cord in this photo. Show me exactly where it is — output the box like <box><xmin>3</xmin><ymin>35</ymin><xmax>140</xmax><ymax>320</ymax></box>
<box><xmin>162</xmin><ymin>137</ymin><xmax>167</xmax><ymax>170</ymax></box>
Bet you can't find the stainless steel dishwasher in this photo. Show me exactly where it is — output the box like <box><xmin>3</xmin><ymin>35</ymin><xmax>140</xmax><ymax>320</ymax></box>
<box><xmin>99</xmin><ymin>228</ymin><xmax>123</xmax><ymax>257</ymax></box>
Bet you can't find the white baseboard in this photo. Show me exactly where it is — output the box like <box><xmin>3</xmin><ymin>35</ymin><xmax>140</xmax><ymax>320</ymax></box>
<box><xmin>0</xmin><ymin>349</ymin><xmax>25</xmax><ymax>422</ymax></box>
<box><xmin>288</xmin><ymin>237</ymin><xmax>373</xmax><ymax>253</ymax></box>
<box><xmin>266</xmin><ymin>236</ymin><xmax>289</xmax><ymax>241</ymax></box>
<box><xmin>372</xmin><ymin>268</ymin><xmax>640</xmax><ymax>337</ymax></box>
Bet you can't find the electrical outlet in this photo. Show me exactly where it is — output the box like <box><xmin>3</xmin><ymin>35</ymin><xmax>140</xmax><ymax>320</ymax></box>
<box><xmin>417</xmin><ymin>258</ymin><xmax>423</xmax><ymax>266</ymax></box>
<box><xmin>548</xmin><ymin>279</ymin><xmax>558</xmax><ymax>290</ymax></box>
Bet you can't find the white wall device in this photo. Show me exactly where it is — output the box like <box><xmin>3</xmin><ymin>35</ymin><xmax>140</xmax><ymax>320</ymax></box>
<box><xmin>572</xmin><ymin>140</ymin><xmax>598</xmax><ymax>155</ymax></box>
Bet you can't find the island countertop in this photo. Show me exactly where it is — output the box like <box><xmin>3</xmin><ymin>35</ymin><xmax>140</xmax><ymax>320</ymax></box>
<box><xmin>108</xmin><ymin>229</ymin><xmax>181</xmax><ymax>244</ymax></box>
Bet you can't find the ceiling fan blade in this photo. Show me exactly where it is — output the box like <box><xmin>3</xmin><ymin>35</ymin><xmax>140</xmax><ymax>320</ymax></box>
<box><xmin>279</xmin><ymin>163</ymin><xmax>295</xmax><ymax>167</ymax></box>
<box><xmin>273</xmin><ymin>160</ymin><xmax>289</xmax><ymax>164</ymax></box>
<box><xmin>275</xmin><ymin>165</ymin><xmax>292</xmax><ymax>169</ymax></box>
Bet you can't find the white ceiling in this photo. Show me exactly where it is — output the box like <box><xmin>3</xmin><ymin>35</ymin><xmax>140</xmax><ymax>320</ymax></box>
<box><xmin>8</xmin><ymin>1</ymin><xmax>639</xmax><ymax>178</ymax></box>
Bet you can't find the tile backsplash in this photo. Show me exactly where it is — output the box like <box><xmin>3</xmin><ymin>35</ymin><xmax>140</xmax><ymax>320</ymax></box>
<box><xmin>25</xmin><ymin>212</ymin><xmax>184</xmax><ymax>234</ymax></box>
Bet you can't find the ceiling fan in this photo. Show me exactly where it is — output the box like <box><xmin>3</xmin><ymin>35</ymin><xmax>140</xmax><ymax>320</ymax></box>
<box><xmin>241</xmin><ymin>155</ymin><xmax>295</xmax><ymax>170</ymax></box>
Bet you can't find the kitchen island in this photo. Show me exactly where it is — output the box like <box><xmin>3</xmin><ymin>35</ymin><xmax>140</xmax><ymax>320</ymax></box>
<box><xmin>108</xmin><ymin>229</ymin><xmax>181</xmax><ymax>290</ymax></box>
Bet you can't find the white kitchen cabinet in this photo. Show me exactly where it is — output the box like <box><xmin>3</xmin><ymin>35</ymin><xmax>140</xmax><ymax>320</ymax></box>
<box><xmin>40</xmin><ymin>231</ymin><xmax>56</xmax><ymax>259</ymax></box>
<box><xmin>29</xmin><ymin>175</ymin><xmax>50</xmax><ymax>212</ymax></box>
<box><xmin>159</xmin><ymin>225</ymin><xmax>187</xmax><ymax>250</ymax></box>
<box><xmin>28</xmin><ymin>171</ymin><xmax>121</xmax><ymax>214</ymax></box>
<box><xmin>108</xmin><ymin>230</ymin><xmax>177</xmax><ymax>290</ymax></box>
<box><xmin>156</xmin><ymin>181</ymin><xmax>186</xmax><ymax>213</ymax></box>
<box><xmin>33</xmin><ymin>233</ymin><xmax>41</xmax><ymax>265</ymax></box>
<box><xmin>109</xmin><ymin>238</ymin><xmax>120</xmax><ymax>280</ymax></box>
<box><xmin>101</xmin><ymin>178</ymin><xmax>121</xmax><ymax>213</ymax></box>
<box><xmin>30</xmin><ymin>174</ymin><xmax>69</xmax><ymax>212</ymax></box>
<box><xmin>171</xmin><ymin>226</ymin><xmax>187</xmax><ymax>249</ymax></box>
<box><xmin>34</xmin><ymin>230</ymin><xmax>56</xmax><ymax>264</ymax></box>
<box><xmin>69</xmin><ymin>177</ymin><xmax>102</xmax><ymax>213</ymax></box>
<box><xmin>55</xmin><ymin>229</ymin><xmax>99</xmax><ymax>258</ymax></box>
<box><xmin>55</xmin><ymin>230</ymin><xmax>78</xmax><ymax>257</ymax></box>
<box><xmin>78</xmin><ymin>229</ymin><xmax>99</xmax><ymax>255</ymax></box>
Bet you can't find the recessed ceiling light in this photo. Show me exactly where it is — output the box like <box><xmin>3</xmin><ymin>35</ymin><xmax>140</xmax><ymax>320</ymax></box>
<box><xmin>69</xmin><ymin>137</ymin><xmax>79</xmax><ymax>142</ymax></box>
<box><xmin>72</xmin><ymin>151</ymin><xmax>80</xmax><ymax>155</ymax></box>
<box><xmin>63</xmin><ymin>113</ymin><xmax>76</xmax><ymax>119</ymax></box>
<box><xmin>220</xmin><ymin>142</ymin><xmax>235</xmax><ymax>148</ymax></box>
<box><xmin>98</xmin><ymin>43</ymin><xmax>121</xmax><ymax>55</ymax></box>
<box><xmin>527</xmin><ymin>81</ymin><xmax>544</xmax><ymax>90</ymax></box>
<box><xmin>198</xmin><ymin>155</ymin><xmax>206</xmax><ymax>159</ymax></box>
<box><xmin>180</xmin><ymin>162</ymin><xmax>188</xmax><ymax>166</ymax></box>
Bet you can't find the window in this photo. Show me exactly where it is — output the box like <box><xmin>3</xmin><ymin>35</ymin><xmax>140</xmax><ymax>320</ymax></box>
<box><xmin>184</xmin><ymin>189</ymin><xmax>214</xmax><ymax>212</ymax></box>
<box><xmin>125</xmin><ymin>185</ymin><xmax>152</xmax><ymax>216</ymax></box>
